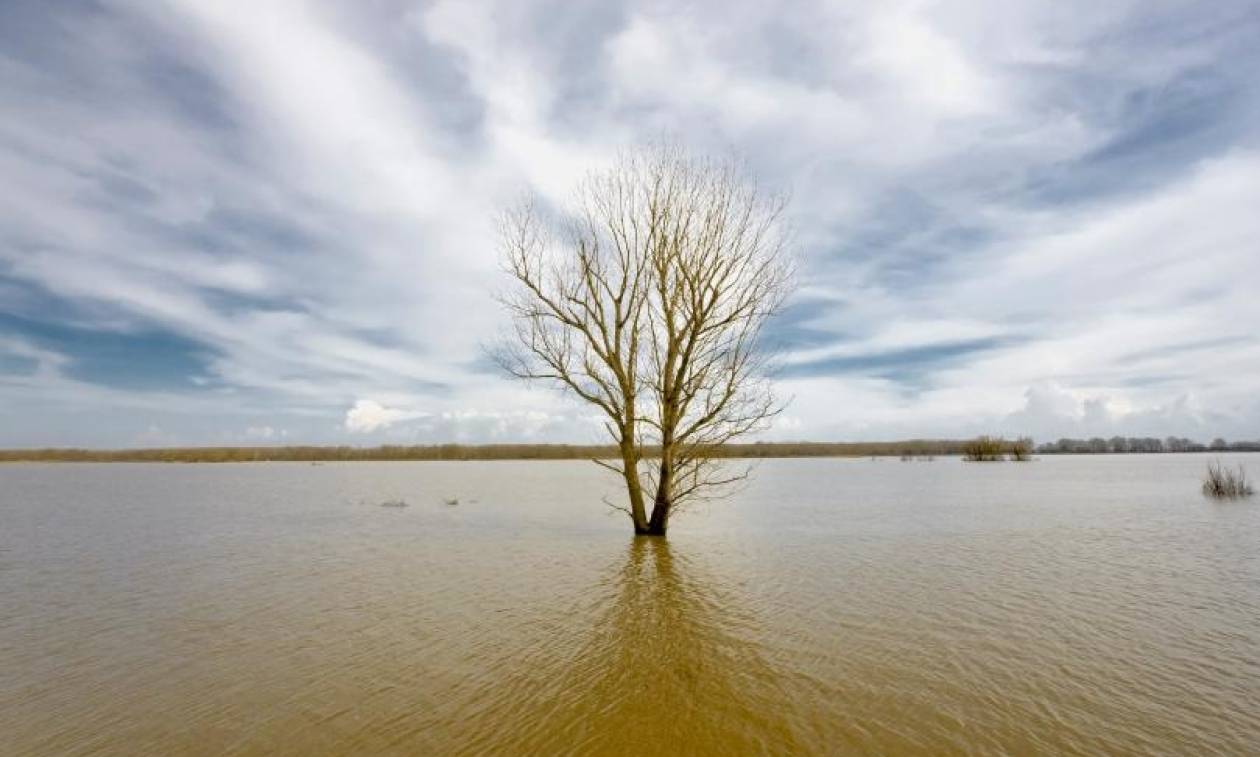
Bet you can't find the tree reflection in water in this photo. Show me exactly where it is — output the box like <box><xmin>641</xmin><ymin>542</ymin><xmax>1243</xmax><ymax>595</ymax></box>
<box><xmin>460</xmin><ymin>537</ymin><xmax>801</xmax><ymax>755</ymax></box>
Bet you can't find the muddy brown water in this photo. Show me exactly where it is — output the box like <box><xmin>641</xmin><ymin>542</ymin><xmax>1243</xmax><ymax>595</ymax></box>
<box><xmin>2</xmin><ymin>455</ymin><xmax>1259</xmax><ymax>754</ymax></box>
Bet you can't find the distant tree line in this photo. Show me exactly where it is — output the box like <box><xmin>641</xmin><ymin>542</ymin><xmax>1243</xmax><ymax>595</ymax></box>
<box><xmin>1036</xmin><ymin>437</ymin><xmax>1260</xmax><ymax>454</ymax></box>
<box><xmin>4</xmin><ymin>437</ymin><xmax>1255</xmax><ymax>464</ymax></box>
<box><xmin>0</xmin><ymin>444</ymin><xmax>621</xmax><ymax>463</ymax></box>
<box><xmin>1</xmin><ymin>440</ymin><xmax>982</xmax><ymax>463</ymax></box>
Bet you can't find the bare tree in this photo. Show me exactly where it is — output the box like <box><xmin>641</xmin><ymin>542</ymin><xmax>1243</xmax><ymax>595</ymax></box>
<box><xmin>494</xmin><ymin>146</ymin><xmax>793</xmax><ymax>535</ymax></box>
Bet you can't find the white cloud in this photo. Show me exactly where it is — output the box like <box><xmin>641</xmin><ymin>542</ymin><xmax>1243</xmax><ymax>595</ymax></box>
<box><xmin>859</xmin><ymin>2</ymin><xmax>1001</xmax><ymax>118</ymax></box>
<box><xmin>997</xmin><ymin>381</ymin><xmax>1217</xmax><ymax>440</ymax></box>
<box><xmin>1</xmin><ymin>0</ymin><xmax>1257</xmax><ymax>446</ymax></box>
<box><xmin>244</xmin><ymin>425</ymin><xmax>288</xmax><ymax>440</ymax></box>
<box><xmin>344</xmin><ymin>399</ymin><xmax>428</xmax><ymax>434</ymax></box>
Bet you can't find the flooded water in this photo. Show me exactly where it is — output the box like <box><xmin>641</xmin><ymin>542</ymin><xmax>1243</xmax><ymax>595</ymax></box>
<box><xmin>2</xmin><ymin>455</ymin><xmax>1259</xmax><ymax>755</ymax></box>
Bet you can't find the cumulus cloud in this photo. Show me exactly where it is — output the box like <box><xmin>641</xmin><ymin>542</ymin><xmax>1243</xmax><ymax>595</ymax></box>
<box><xmin>997</xmin><ymin>382</ymin><xmax>1219</xmax><ymax>440</ymax></box>
<box><xmin>344</xmin><ymin>400</ymin><xmax>429</xmax><ymax>433</ymax></box>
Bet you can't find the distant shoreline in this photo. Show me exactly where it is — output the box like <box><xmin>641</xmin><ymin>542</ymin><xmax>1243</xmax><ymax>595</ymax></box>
<box><xmin>1</xmin><ymin>441</ymin><xmax>1256</xmax><ymax>463</ymax></box>
<box><xmin>0</xmin><ymin>441</ymin><xmax>967</xmax><ymax>463</ymax></box>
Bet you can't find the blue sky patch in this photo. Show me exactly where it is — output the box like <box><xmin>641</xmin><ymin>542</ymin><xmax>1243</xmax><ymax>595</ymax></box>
<box><xmin>0</xmin><ymin>314</ymin><xmax>215</xmax><ymax>391</ymax></box>
<box><xmin>781</xmin><ymin>337</ymin><xmax>1017</xmax><ymax>385</ymax></box>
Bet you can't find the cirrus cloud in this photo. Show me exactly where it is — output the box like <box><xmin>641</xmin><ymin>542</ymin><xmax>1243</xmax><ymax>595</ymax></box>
<box><xmin>0</xmin><ymin>0</ymin><xmax>1258</xmax><ymax>447</ymax></box>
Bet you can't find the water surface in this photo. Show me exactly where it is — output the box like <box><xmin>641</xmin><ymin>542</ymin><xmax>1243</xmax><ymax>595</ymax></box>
<box><xmin>2</xmin><ymin>455</ymin><xmax>1258</xmax><ymax>754</ymax></box>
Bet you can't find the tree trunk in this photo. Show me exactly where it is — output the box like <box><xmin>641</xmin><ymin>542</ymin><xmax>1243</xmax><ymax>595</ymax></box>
<box><xmin>641</xmin><ymin>457</ymin><xmax>672</xmax><ymax>536</ymax></box>
<box><xmin>620</xmin><ymin>441</ymin><xmax>649</xmax><ymax>533</ymax></box>
<box><xmin>644</xmin><ymin>496</ymin><xmax>670</xmax><ymax>535</ymax></box>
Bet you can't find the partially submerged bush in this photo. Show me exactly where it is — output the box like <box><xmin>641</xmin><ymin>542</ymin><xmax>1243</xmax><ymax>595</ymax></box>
<box><xmin>962</xmin><ymin>436</ymin><xmax>1006</xmax><ymax>462</ymax></box>
<box><xmin>1202</xmin><ymin>461</ymin><xmax>1254</xmax><ymax>499</ymax></box>
<box><xmin>1009</xmin><ymin>438</ymin><xmax>1032</xmax><ymax>462</ymax></box>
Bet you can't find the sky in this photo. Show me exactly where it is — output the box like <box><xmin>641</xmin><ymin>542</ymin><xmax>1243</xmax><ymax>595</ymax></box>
<box><xmin>1</xmin><ymin>0</ymin><xmax>1258</xmax><ymax>448</ymax></box>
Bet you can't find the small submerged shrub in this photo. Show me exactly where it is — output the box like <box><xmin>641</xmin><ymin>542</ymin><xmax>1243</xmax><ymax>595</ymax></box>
<box><xmin>963</xmin><ymin>436</ymin><xmax>1034</xmax><ymax>462</ymax></box>
<box><xmin>1009</xmin><ymin>439</ymin><xmax>1032</xmax><ymax>462</ymax></box>
<box><xmin>962</xmin><ymin>436</ymin><xmax>1006</xmax><ymax>462</ymax></box>
<box><xmin>1202</xmin><ymin>461</ymin><xmax>1254</xmax><ymax>499</ymax></box>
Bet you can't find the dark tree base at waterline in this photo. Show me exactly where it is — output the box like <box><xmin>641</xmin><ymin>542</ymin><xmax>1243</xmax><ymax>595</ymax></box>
<box><xmin>633</xmin><ymin>503</ymin><xmax>670</xmax><ymax>536</ymax></box>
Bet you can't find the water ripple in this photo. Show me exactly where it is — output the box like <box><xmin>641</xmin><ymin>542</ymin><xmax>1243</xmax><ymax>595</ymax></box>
<box><xmin>1</xmin><ymin>456</ymin><xmax>1259</xmax><ymax>754</ymax></box>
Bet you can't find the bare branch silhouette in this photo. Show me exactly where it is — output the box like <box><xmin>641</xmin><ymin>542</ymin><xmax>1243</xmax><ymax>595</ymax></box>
<box><xmin>493</xmin><ymin>145</ymin><xmax>794</xmax><ymax>535</ymax></box>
